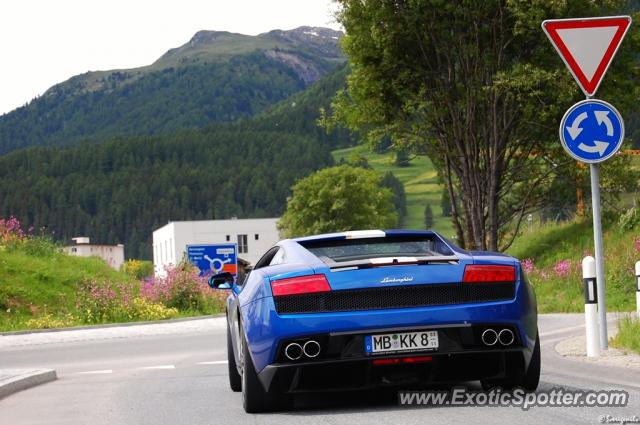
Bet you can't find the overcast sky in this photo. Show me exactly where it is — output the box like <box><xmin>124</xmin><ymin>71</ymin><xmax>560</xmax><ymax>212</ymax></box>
<box><xmin>0</xmin><ymin>0</ymin><xmax>341</xmax><ymax>115</ymax></box>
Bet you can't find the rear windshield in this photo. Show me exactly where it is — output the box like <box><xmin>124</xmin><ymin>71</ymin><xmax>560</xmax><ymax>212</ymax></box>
<box><xmin>299</xmin><ymin>236</ymin><xmax>454</xmax><ymax>263</ymax></box>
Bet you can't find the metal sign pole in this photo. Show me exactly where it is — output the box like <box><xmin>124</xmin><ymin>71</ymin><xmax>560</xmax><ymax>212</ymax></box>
<box><xmin>589</xmin><ymin>163</ymin><xmax>608</xmax><ymax>349</ymax></box>
<box><xmin>543</xmin><ymin>16</ymin><xmax>632</xmax><ymax>352</ymax></box>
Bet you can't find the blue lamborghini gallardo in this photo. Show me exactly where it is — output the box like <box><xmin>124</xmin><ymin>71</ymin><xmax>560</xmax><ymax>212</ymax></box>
<box><xmin>208</xmin><ymin>230</ymin><xmax>539</xmax><ymax>413</ymax></box>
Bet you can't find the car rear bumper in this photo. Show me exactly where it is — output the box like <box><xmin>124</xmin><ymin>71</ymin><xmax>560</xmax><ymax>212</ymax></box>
<box><xmin>255</xmin><ymin>322</ymin><xmax>534</xmax><ymax>393</ymax></box>
<box><xmin>259</xmin><ymin>347</ymin><xmax>528</xmax><ymax>394</ymax></box>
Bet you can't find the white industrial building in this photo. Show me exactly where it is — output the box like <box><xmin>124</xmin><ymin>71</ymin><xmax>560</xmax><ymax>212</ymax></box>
<box><xmin>152</xmin><ymin>218</ymin><xmax>280</xmax><ymax>276</ymax></box>
<box><xmin>64</xmin><ymin>237</ymin><xmax>125</xmax><ymax>270</ymax></box>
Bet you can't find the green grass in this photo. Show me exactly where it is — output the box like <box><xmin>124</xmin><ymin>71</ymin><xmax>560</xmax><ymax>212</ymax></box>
<box><xmin>0</xmin><ymin>238</ymin><xmax>227</xmax><ymax>332</ymax></box>
<box><xmin>610</xmin><ymin>317</ymin><xmax>640</xmax><ymax>354</ymax></box>
<box><xmin>507</xmin><ymin>219</ymin><xmax>639</xmax><ymax>313</ymax></box>
<box><xmin>0</xmin><ymin>243</ymin><xmax>133</xmax><ymax>331</ymax></box>
<box><xmin>332</xmin><ymin>147</ymin><xmax>454</xmax><ymax>237</ymax></box>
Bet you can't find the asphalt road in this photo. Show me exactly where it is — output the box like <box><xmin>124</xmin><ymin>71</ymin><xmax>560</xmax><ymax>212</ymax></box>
<box><xmin>1</xmin><ymin>314</ymin><xmax>639</xmax><ymax>425</ymax></box>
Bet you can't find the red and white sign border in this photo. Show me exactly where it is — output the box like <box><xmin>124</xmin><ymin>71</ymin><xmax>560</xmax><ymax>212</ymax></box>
<box><xmin>541</xmin><ymin>16</ymin><xmax>632</xmax><ymax>97</ymax></box>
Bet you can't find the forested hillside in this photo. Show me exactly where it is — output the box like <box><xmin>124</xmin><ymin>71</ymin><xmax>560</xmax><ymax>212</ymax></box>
<box><xmin>0</xmin><ymin>128</ymin><xmax>333</xmax><ymax>259</ymax></box>
<box><xmin>0</xmin><ymin>58</ymin><xmax>352</xmax><ymax>259</ymax></box>
<box><xmin>0</xmin><ymin>27</ymin><xmax>344</xmax><ymax>154</ymax></box>
<box><xmin>249</xmin><ymin>63</ymin><xmax>353</xmax><ymax>150</ymax></box>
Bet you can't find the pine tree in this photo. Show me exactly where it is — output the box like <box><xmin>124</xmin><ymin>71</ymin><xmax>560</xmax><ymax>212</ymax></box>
<box><xmin>424</xmin><ymin>204</ymin><xmax>434</xmax><ymax>229</ymax></box>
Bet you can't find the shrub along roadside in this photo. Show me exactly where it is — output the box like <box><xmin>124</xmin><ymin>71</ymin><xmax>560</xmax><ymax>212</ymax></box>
<box><xmin>508</xmin><ymin>215</ymin><xmax>640</xmax><ymax>313</ymax></box>
<box><xmin>10</xmin><ymin>263</ymin><xmax>227</xmax><ymax>331</ymax></box>
<box><xmin>0</xmin><ymin>216</ymin><xmax>227</xmax><ymax>331</ymax></box>
<box><xmin>610</xmin><ymin>317</ymin><xmax>640</xmax><ymax>354</ymax></box>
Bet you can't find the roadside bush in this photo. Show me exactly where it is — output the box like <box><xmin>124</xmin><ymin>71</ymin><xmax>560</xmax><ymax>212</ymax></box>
<box><xmin>76</xmin><ymin>279</ymin><xmax>179</xmax><ymax>323</ymax></box>
<box><xmin>509</xmin><ymin>219</ymin><xmax>639</xmax><ymax>312</ymax></box>
<box><xmin>128</xmin><ymin>298</ymin><xmax>178</xmax><ymax>321</ymax></box>
<box><xmin>26</xmin><ymin>313</ymin><xmax>77</xmax><ymax>330</ymax></box>
<box><xmin>618</xmin><ymin>207</ymin><xmax>640</xmax><ymax>231</ymax></box>
<box><xmin>76</xmin><ymin>261</ymin><xmax>226</xmax><ymax>325</ymax></box>
<box><xmin>610</xmin><ymin>317</ymin><xmax>640</xmax><ymax>354</ymax></box>
<box><xmin>0</xmin><ymin>216</ymin><xmax>59</xmax><ymax>256</ymax></box>
<box><xmin>21</xmin><ymin>236</ymin><xmax>60</xmax><ymax>257</ymax></box>
<box><xmin>122</xmin><ymin>259</ymin><xmax>154</xmax><ymax>279</ymax></box>
<box><xmin>0</xmin><ymin>216</ymin><xmax>26</xmax><ymax>249</ymax></box>
<box><xmin>140</xmin><ymin>262</ymin><xmax>227</xmax><ymax>313</ymax></box>
<box><xmin>76</xmin><ymin>279</ymin><xmax>134</xmax><ymax>323</ymax></box>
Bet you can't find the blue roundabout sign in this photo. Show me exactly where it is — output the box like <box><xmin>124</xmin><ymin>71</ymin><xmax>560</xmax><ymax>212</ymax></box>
<box><xmin>559</xmin><ymin>99</ymin><xmax>625</xmax><ymax>164</ymax></box>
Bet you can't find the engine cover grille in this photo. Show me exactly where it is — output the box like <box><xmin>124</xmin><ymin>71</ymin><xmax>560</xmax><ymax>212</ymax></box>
<box><xmin>274</xmin><ymin>282</ymin><xmax>515</xmax><ymax>314</ymax></box>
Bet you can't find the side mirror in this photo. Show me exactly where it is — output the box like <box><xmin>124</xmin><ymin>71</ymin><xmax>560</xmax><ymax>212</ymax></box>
<box><xmin>208</xmin><ymin>272</ymin><xmax>234</xmax><ymax>289</ymax></box>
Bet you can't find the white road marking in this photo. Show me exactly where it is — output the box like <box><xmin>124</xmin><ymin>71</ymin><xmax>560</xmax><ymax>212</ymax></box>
<box><xmin>138</xmin><ymin>365</ymin><xmax>175</xmax><ymax>370</ymax></box>
<box><xmin>76</xmin><ymin>369</ymin><xmax>113</xmax><ymax>374</ymax></box>
<box><xmin>196</xmin><ymin>360</ymin><xmax>228</xmax><ymax>365</ymax></box>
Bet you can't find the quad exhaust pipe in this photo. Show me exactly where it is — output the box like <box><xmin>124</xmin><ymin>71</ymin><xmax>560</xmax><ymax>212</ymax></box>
<box><xmin>498</xmin><ymin>329</ymin><xmax>514</xmax><ymax>346</ymax></box>
<box><xmin>303</xmin><ymin>340</ymin><xmax>321</xmax><ymax>358</ymax></box>
<box><xmin>284</xmin><ymin>342</ymin><xmax>303</xmax><ymax>360</ymax></box>
<box><xmin>481</xmin><ymin>329</ymin><xmax>498</xmax><ymax>346</ymax></box>
<box><xmin>285</xmin><ymin>340</ymin><xmax>321</xmax><ymax>360</ymax></box>
<box><xmin>481</xmin><ymin>328</ymin><xmax>515</xmax><ymax>346</ymax></box>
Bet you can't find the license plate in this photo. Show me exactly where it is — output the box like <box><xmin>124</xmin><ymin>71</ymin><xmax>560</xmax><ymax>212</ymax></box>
<box><xmin>365</xmin><ymin>330</ymin><xmax>438</xmax><ymax>354</ymax></box>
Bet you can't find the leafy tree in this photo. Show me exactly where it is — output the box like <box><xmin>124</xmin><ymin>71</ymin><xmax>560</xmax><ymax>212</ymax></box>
<box><xmin>373</xmin><ymin>135</ymin><xmax>393</xmax><ymax>154</ymax></box>
<box><xmin>326</xmin><ymin>0</ymin><xmax>640</xmax><ymax>250</ymax></box>
<box><xmin>424</xmin><ymin>204</ymin><xmax>434</xmax><ymax>229</ymax></box>
<box><xmin>347</xmin><ymin>152</ymin><xmax>371</xmax><ymax>169</ymax></box>
<box><xmin>278</xmin><ymin>165</ymin><xmax>397</xmax><ymax>237</ymax></box>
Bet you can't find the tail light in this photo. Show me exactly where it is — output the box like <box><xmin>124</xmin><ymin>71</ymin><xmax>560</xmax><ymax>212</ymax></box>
<box><xmin>463</xmin><ymin>265</ymin><xmax>515</xmax><ymax>283</ymax></box>
<box><xmin>372</xmin><ymin>356</ymin><xmax>433</xmax><ymax>366</ymax></box>
<box><xmin>271</xmin><ymin>274</ymin><xmax>331</xmax><ymax>296</ymax></box>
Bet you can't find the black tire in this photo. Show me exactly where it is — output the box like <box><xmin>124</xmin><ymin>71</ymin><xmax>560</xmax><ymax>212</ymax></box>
<box><xmin>227</xmin><ymin>323</ymin><xmax>242</xmax><ymax>392</ymax></box>
<box><xmin>520</xmin><ymin>332</ymin><xmax>541</xmax><ymax>391</ymax></box>
<box><xmin>241</xmin><ymin>333</ymin><xmax>291</xmax><ymax>413</ymax></box>
<box><xmin>481</xmin><ymin>331</ymin><xmax>540</xmax><ymax>392</ymax></box>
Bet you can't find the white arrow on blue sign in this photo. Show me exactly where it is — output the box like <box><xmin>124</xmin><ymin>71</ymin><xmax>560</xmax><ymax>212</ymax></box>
<box><xmin>559</xmin><ymin>99</ymin><xmax>625</xmax><ymax>163</ymax></box>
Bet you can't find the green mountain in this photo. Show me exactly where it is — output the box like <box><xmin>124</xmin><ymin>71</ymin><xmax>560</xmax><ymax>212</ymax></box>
<box><xmin>0</xmin><ymin>27</ymin><xmax>344</xmax><ymax>155</ymax></box>
<box><xmin>0</xmin><ymin>63</ymin><xmax>353</xmax><ymax>259</ymax></box>
<box><xmin>243</xmin><ymin>62</ymin><xmax>353</xmax><ymax>150</ymax></box>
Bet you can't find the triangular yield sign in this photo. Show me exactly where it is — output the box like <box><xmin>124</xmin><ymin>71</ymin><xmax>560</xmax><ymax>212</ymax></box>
<box><xmin>542</xmin><ymin>16</ymin><xmax>632</xmax><ymax>97</ymax></box>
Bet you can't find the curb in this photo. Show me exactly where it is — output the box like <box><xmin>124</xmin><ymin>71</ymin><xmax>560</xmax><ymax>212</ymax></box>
<box><xmin>0</xmin><ymin>313</ymin><xmax>225</xmax><ymax>336</ymax></box>
<box><xmin>0</xmin><ymin>369</ymin><xmax>57</xmax><ymax>400</ymax></box>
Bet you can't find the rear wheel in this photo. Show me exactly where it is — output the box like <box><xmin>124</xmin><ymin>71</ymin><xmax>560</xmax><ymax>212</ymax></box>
<box><xmin>520</xmin><ymin>332</ymin><xmax>541</xmax><ymax>391</ymax></box>
<box><xmin>227</xmin><ymin>322</ymin><xmax>242</xmax><ymax>392</ymax></box>
<box><xmin>241</xmin><ymin>333</ymin><xmax>291</xmax><ymax>413</ymax></box>
<box><xmin>481</xmin><ymin>331</ymin><xmax>540</xmax><ymax>391</ymax></box>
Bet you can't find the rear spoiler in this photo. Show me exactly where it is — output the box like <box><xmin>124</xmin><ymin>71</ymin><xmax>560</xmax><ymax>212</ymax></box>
<box><xmin>325</xmin><ymin>255</ymin><xmax>460</xmax><ymax>271</ymax></box>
